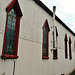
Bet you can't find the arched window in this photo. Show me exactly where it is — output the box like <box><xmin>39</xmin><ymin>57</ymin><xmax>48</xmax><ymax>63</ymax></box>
<box><xmin>64</xmin><ymin>34</ymin><xmax>68</xmax><ymax>59</ymax></box>
<box><xmin>69</xmin><ymin>37</ymin><xmax>72</xmax><ymax>60</ymax></box>
<box><xmin>2</xmin><ymin>0</ymin><xmax>23</xmax><ymax>59</ymax></box>
<box><xmin>42</xmin><ymin>19</ymin><xmax>50</xmax><ymax>59</ymax></box>
<box><xmin>4</xmin><ymin>8</ymin><xmax>16</xmax><ymax>55</ymax></box>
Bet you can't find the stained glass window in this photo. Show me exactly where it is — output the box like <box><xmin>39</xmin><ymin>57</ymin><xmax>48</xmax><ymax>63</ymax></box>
<box><xmin>69</xmin><ymin>37</ymin><xmax>72</xmax><ymax>59</ymax></box>
<box><xmin>65</xmin><ymin>34</ymin><xmax>68</xmax><ymax>59</ymax></box>
<box><xmin>43</xmin><ymin>26</ymin><xmax>47</xmax><ymax>56</ymax></box>
<box><xmin>4</xmin><ymin>8</ymin><xmax>16</xmax><ymax>55</ymax></box>
<box><xmin>42</xmin><ymin>19</ymin><xmax>50</xmax><ymax>59</ymax></box>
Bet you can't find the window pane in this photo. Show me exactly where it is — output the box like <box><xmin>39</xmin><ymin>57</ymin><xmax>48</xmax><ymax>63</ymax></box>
<box><xmin>4</xmin><ymin>8</ymin><xmax>16</xmax><ymax>55</ymax></box>
<box><xmin>10</xmin><ymin>35</ymin><xmax>14</xmax><ymax>40</ymax></box>
<box><xmin>12</xmin><ymin>18</ymin><xmax>16</xmax><ymax>22</ymax></box>
<box><xmin>6</xmin><ymin>29</ymin><xmax>11</xmax><ymax>35</ymax></box>
<box><xmin>7</xmin><ymin>24</ymin><xmax>11</xmax><ymax>29</ymax></box>
<box><xmin>8</xmin><ymin>16</ymin><xmax>11</xmax><ymax>21</ymax></box>
<box><xmin>43</xmin><ymin>27</ymin><xmax>47</xmax><ymax>56</ymax></box>
<box><xmin>11</xmin><ymin>31</ymin><xmax>15</xmax><ymax>35</ymax></box>
<box><xmin>11</xmin><ymin>26</ymin><xmax>15</xmax><ymax>31</ymax></box>
<box><xmin>44</xmin><ymin>49</ymin><xmax>47</xmax><ymax>56</ymax></box>
<box><xmin>8</xmin><ymin>20</ymin><xmax>11</xmax><ymax>25</ymax></box>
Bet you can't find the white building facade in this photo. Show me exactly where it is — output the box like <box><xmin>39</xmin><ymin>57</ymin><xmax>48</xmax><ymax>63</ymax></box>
<box><xmin>0</xmin><ymin>0</ymin><xmax>75</xmax><ymax>75</ymax></box>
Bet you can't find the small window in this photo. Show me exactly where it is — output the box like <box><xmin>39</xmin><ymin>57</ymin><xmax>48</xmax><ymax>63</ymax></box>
<box><xmin>64</xmin><ymin>34</ymin><xmax>68</xmax><ymax>59</ymax></box>
<box><xmin>1</xmin><ymin>0</ymin><xmax>23</xmax><ymax>59</ymax></box>
<box><xmin>42</xmin><ymin>19</ymin><xmax>50</xmax><ymax>59</ymax></box>
<box><xmin>69</xmin><ymin>37</ymin><xmax>72</xmax><ymax>60</ymax></box>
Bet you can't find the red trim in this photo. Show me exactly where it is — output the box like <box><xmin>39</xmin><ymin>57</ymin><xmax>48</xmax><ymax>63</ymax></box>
<box><xmin>53</xmin><ymin>57</ymin><xmax>58</xmax><ymax>59</ymax></box>
<box><xmin>42</xmin><ymin>19</ymin><xmax>47</xmax><ymax>29</ymax></box>
<box><xmin>42</xmin><ymin>30</ymin><xmax>44</xmax><ymax>58</ymax></box>
<box><xmin>6</xmin><ymin>0</ymin><xmax>23</xmax><ymax>18</ymax></box>
<box><xmin>47</xmin><ymin>31</ymin><xmax>49</xmax><ymax>57</ymax></box>
<box><xmin>65</xmin><ymin>34</ymin><xmax>68</xmax><ymax>59</ymax></box>
<box><xmin>2</xmin><ymin>0</ymin><xmax>22</xmax><ymax>59</ymax></box>
<box><xmin>42</xmin><ymin>19</ymin><xmax>50</xmax><ymax>31</ymax></box>
<box><xmin>69</xmin><ymin>37</ymin><xmax>72</xmax><ymax>60</ymax></box>
<box><xmin>6</xmin><ymin>0</ymin><xmax>16</xmax><ymax>12</ymax></box>
<box><xmin>1</xmin><ymin>54</ymin><xmax>18</xmax><ymax>59</ymax></box>
<box><xmin>64</xmin><ymin>34</ymin><xmax>67</xmax><ymax>41</ymax></box>
<box><xmin>42</xmin><ymin>19</ymin><xmax>50</xmax><ymax>59</ymax></box>
<box><xmin>13</xmin><ymin>17</ymin><xmax>20</xmax><ymax>55</ymax></box>
<box><xmin>42</xmin><ymin>56</ymin><xmax>49</xmax><ymax>59</ymax></box>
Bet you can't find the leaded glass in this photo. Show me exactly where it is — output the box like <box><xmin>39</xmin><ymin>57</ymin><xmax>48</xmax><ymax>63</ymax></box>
<box><xmin>43</xmin><ymin>27</ymin><xmax>47</xmax><ymax>56</ymax></box>
<box><xmin>4</xmin><ymin>8</ymin><xmax>16</xmax><ymax>55</ymax></box>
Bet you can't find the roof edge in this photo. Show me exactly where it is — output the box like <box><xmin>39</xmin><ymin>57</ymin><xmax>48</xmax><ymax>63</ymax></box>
<box><xmin>34</xmin><ymin>0</ymin><xmax>75</xmax><ymax>36</ymax></box>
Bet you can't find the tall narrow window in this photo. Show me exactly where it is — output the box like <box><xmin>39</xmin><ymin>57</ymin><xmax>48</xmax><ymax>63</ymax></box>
<box><xmin>42</xmin><ymin>19</ymin><xmax>50</xmax><ymax>59</ymax></box>
<box><xmin>4</xmin><ymin>8</ymin><xmax>16</xmax><ymax>55</ymax></box>
<box><xmin>64</xmin><ymin>34</ymin><xmax>68</xmax><ymax>59</ymax></box>
<box><xmin>69</xmin><ymin>37</ymin><xmax>72</xmax><ymax>60</ymax></box>
<box><xmin>2</xmin><ymin>0</ymin><xmax>23</xmax><ymax>59</ymax></box>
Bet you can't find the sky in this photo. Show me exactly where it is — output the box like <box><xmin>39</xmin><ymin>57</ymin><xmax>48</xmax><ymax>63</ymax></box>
<box><xmin>40</xmin><ymin>0</ymin><xmax>75</xmax><ymax>33</ymax></box>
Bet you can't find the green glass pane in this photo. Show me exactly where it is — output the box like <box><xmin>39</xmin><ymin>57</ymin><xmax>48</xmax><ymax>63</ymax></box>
<box><xmin>6</xmin><ymin>34</ymin><xmax>9</xmax><ymax>39</ymax></box>
<box><xmin>11</xmin><ymin>31</ymin><xmax>15</xmax><ymax>35</ymax></box>
<box><xmin>8</xmin><ymin>16</ymin><xmax>11</xmax><ymax>21</ymax></box>
<box><xmin>12</xmin><ymin>22</ymin><xmax>16</xmax><ymax>26</ymax></box>
<box><xmin>43</xmin><ymin>27</ymin><xmax>47</xmax><ymax>56</ymax></box>
<box><xmin>44</xmin><ymin>50</ymin><xmax>47</xmax><ymax>56</ymax></box>
<box><xmin>44</xmin><ymin>43</ymin><xmax>46</xmax><ymax>48</ymax></box>
<box><xmin>7</xmin><ymin>24</ymin><xmax>11</xmax><ymax>29</ymax></box>
<box><xmin>10</xmin><ymin>35</ymin><xmax>14</xmax><ymax>40</ymax></box>
<box><xmin>11</xmin><ymin>26</ymin><xmax>15</xmax><ymax>31</ymax></box>
<box><xmin>4</xmin><ymin>8</ymin><xmax>16</xmax><ymax>55</ymax></box>
<box><xmin>8</xmin><ymin>20</ymin><xmax>11</xmax><ymax>25</ymax></box>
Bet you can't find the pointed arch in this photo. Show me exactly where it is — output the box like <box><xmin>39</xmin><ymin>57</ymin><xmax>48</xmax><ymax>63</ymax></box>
<box><xmin>42</xmin><ymin>19</ymin><xmax>50</xmax><ymax>59</ymax></box>
<box><xmin>6</xmin><ymin>0</ymin><xmax>23</xmax><ymax>18</ymax></box>
<box><xmin>64</xmin><ymin>34</ymin><xmax>68</xmax><ymax>59</ymax></box>
<box><xmin>69</xmin><ymin>37</ymin><xmax>72</xmax><ymax>60</ymax></box>
<box><xmin>2</xmin><ymin>0</ymin><xmax>23</xmax><ymax>59</ymax></box>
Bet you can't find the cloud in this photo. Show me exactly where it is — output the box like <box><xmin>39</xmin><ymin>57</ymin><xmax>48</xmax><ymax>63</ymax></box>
<box><xmin>40</xmin><ymin>0</ymin><xmax>75</xmax><ymax>33</ymax></box>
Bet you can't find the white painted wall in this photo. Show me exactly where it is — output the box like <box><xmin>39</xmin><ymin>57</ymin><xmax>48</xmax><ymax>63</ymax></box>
<box><xmin>0</xmin><ymin>0</ymin><xmax>75</xmax><ymax>75</ymax></box>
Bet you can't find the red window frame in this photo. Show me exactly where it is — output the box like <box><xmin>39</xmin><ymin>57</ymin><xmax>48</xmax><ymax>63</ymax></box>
<box><xmin>42</xmin><ymin>19</ymin><xmax>50</xmax><ymax>59</ymax></box>
<box><xmin>69</xmin><ymin>37</ymin><xmax>72</xmax><ymax>60</ymax></box>
<box><xmin>64</xmin><ymin>34</ymin><xmax>68</xmax><ymax>59</ymax></box>
<box><xmin>74</xmin><ymin>41</ymin><xmax>75</xmax><ymax>50</ymax></box>
<box><xmin>1</xmin><ymin>0</ymin><xmax>23</xmax><ymax>59</ymax></box>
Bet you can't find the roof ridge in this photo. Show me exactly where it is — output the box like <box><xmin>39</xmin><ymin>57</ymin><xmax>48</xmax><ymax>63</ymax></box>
<box><xmin>34</xmin><ymin>0</ymin><xmax>75</xmax><ymax>36</ymax></box>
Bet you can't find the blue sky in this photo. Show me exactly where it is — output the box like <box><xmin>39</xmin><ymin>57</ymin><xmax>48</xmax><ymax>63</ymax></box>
<box><xmin>40</xmin><ymin>0</ymin><xmax>75</xmax><ymax>33</ymax></box>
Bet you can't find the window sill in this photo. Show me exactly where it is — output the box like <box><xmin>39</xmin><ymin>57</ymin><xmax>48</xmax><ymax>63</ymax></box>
<box><xmin>1</xmin><ymin>54</ymin><xmax>18</xmax><ymax>59</ymax></box>
<box><xmin>53</xmin><ymin>57</ymin><xmax>58</xmax><ymax>60</ymax></box>
<box><xmin>42</xmin><ymin>56</ymin><xmax>49</xmax><ymax>59</ymax></box>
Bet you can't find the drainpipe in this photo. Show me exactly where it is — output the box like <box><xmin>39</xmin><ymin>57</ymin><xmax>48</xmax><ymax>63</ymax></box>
<box><xmin>13</xmin><ymin>61</ymin><xmax>15</xmax><ymax>75</ymax></box>
<box><xmin>53</xmin><ymin>6</ymin><xmax>56</xmax><ymax>48</ymax></box>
